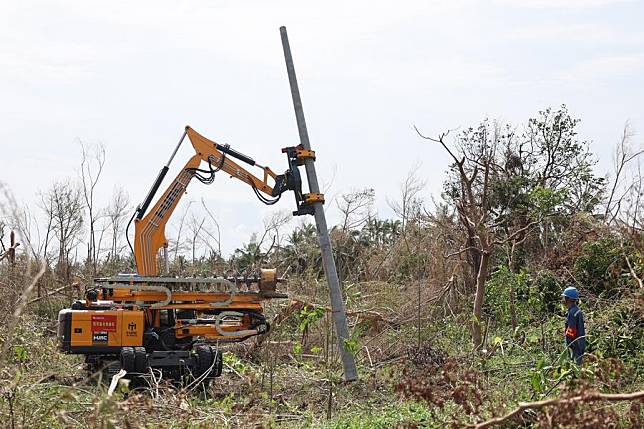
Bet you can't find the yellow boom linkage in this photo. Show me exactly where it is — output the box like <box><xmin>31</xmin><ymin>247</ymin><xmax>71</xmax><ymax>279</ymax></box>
<box><xmin>134</xmin><ymin>126</ymin><xmax>279</xmax><ymax>276</ymax></box>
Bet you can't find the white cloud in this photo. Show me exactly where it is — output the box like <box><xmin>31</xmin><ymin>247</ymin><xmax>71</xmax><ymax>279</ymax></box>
<box><xmin>555</xmin><ymin>54</ymin><xmax>644</xmax><ymax>86</ymax></box>
<box><xmin>506</xmin><ymin>23</ymin><xmax>644</xmax><ymax>45</ymax></box>
<box><xmin>494</xmin><ymin>0</ymin><xmax>634</xmax><ymax>9</ymax></box>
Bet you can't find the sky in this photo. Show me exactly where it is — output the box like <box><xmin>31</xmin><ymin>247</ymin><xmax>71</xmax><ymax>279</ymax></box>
<box><xmin>1</xmin><ymin>0</ymin><xmax>643</xmax><ymax>256</ymax></box>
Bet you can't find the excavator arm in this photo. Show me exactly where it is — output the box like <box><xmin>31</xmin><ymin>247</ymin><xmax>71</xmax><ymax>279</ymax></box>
<box><xmin>133</xmin><ymin>126</ymin><xmax>316</xmax><ymax>276</ymax></box>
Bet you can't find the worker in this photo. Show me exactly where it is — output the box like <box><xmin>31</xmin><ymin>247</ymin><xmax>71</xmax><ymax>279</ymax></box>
<box><xmin>562</xmin><ymin>286</ymin><xmax>586</xmax><ymax>364</ymax></box>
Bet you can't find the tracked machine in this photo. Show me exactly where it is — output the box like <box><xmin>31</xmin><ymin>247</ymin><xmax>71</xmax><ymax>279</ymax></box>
<box><xmin>58</xmin><ymin>126</ymin><xmax>321</xmax><ymax>383</ymax></box>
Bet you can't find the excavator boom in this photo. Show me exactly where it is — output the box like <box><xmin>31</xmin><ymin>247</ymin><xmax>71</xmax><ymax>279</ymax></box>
<box><xmin>134</xmin><ymin>126</ymin><xmax>280</xmax><ymax>276</ymax></box>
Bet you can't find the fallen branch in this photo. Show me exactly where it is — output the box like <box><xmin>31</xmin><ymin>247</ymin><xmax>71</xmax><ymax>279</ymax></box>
<box><xmin>471</xmin><ymin>390</ymin><xmax>644</xmax><ymax>429</ymax></box>
<box><xmin>623</xmin><ymin>251</ymin><xmax>643</xmax><ymax>289</ymax></box>
<box><xmin>108</xmin><ymin>369</ymin><xmax>127</xmax><ymax>396</ymax></box>
<box><xmin>274</xmin><ymin>299</ymin><xmax>397</xmax><ymax>327</ymax></box>
<box><xmin>0</xmin><ymin>241</ymin><xmax>19</xmax><ymax>263</ymax></box>
<box><xmin>395</xmin><ymin>277</ymin><xmax>455</xmax><ymax>325</ymax></box>
<box><xmin>27</xmin><ymin>284</ymin><xmax>70</xmax><ymax>304</ymax></box>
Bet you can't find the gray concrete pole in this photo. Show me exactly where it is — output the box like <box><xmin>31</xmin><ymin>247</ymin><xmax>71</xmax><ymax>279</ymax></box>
<box><xmin>279</xmin><ymin>26</ymin><xmax>358</xmax><ymax>381</ymax></box>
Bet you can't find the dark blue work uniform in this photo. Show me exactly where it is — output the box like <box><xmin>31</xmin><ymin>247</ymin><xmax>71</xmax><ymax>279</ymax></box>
<box><xmin>565</xmin><ymin>304</ymin><xmax>586</xmax><ymax>364</ymax></box>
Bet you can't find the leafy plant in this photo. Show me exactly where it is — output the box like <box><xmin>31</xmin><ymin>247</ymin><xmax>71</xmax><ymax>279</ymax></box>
<box><xmin>223</xmin><ymin>352</ymin><xmax>247</xmax><ymax>375</ymax></box>
<box><xmin>343</xmin><ymin>338</ymin><xmax>359</xmax><ymax>356</ymax></box>
<box><xmin>13</xmin><ymin>345</ymin><xmax>28</xmax><ymax>363</ymax></box>
<box><xmin>343</xmin><ymin>323</ymin><xmax>367</xmax><ymax>356</ymax></box>
<box><xmin>485</xmin><ymin>265</ymin><xmax>535</xmax><ymax>323</ymax></box>
<box><xmin>530</xmin><ymin>270</ymin><xmax>563</xmax><ymax>314</ymax></box>
<box><xmin>574</xmin><ymin>238</ymin><xmax>629</xmax><ymax>296</ymax></box>
<box><xmin>298</xmin><ymin>306</ymin><xmax>325</xmax><ymax>333</ymax></box>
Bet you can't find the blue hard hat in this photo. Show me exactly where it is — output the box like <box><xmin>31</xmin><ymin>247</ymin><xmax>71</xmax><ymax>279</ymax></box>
<box><xmin>561</xmin><ymin>286</ymin><xmax>579</xmax><ymax>300</ymax></box>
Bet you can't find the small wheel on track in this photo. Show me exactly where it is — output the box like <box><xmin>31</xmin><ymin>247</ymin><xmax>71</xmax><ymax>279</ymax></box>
<box><xmin>195</xmin><ymin>345</ymin><xmax>213</xmax><ymax>378</ymax></box>
<box><xmin>120</xmin><ymin>347</ymin><xmax>135</xmax><ymax>373</ymax></box>
<box><xmin>134</xmin><ymin>347</ymin><xmax>148</xmax><ymax>373</ymax></box>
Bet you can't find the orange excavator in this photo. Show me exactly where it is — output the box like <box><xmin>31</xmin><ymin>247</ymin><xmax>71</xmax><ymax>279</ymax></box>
<box><xmin>58</xmin><ymin>126</ymin><xmax>321</xmax><ymax>384</ymax></box>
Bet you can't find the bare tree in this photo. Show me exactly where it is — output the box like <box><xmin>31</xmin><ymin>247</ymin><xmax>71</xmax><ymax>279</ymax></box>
<box><xmin>617</xmin><ymin>162</ymin><xmax>643</xmax><ymax>289</ymax></box>
<box><xmin>387</xmin><ymin>164</ymin><xmax>426</xmax><ymax>231</ymax></box>
<box><xmin>42</xmin><ymin>181</ymin><xmax>84</xmax><ymax>281</ymax></box>
<box><xmin>1</xmin><ymin>183</ymin><xmax>45</xmax><ymax>261</ymax></box>
<box><xmin>200</xmin><ymin>198</ymin><xmax>222</xmax><ymax>257</ymax></box>
<box><xmin>232</xmin><ymin>211</ymin><xmax>292</xmax><ymax>272</ymax></box>
<box><xmin>172</xmin><ymin>201</ymin><xmax>194</xmax><ymax>262</ymax></box>
<box><xmin>604</xmin><ymin>122</ymin><xmax>644</xmax><ymax>225</ymax></box>
<box><xmin>187</xmin><ymin>213</ymin><xmax>206</xmax><ymax>266</ymax></box>
<box><xmin>38</xmin><ymin>191</ymin><xmax>56</xmax><ymax>265</ymax></box>
<box><xmin>0</xmin><ymin>221</ymin><xmax>5</xmax><ymax>255</ymax></box>
<box><xmin>417</xmin><ymin>123</ymin><xmax>537</xmax><ymax>347</ymax></box>
<box><xmin>105</xmin><ymin>186</ymin><xmax>130</xmax><ymax>261</ymax></box>
<box><xmin>259</xmin><ymin>210</ymin><xmax>292</xmax><ymax>261</ymax></box>
<box><xmin>337</xmin><ymin>188</ymin><xmax>375</xmax><ymax>232</ymax></box>
<box><xmin>621</xmin><ymin>164</ymin><xmax>644</xmax><ymax>234</ymax></box>
<box><xmin>79</xmin><ymin>141</ymin><xmax>106</xmax><ymax>275</ymax></box>
<box><xmin>0</xmin><ymin>228</ymin><xmax>19</xmax><ymax>266</ymax></box>
<box><xmin>419</xmin><ymin>126</ymin><xmax>499</xmax><ymax>348</ymax></box>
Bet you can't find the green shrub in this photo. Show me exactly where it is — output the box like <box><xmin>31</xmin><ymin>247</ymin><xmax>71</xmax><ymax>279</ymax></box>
<box><xmin>586</xmin><ymin>298</ymin><xmax>644</xmax><ymax>369</ymax></box>
<box><xmin>574</xmin><ymin>238</ymin><xmax>629</xmax><ymax>297</ymax></box>
<box><xmin>530</xmin><ymin>270</ymin><xmax>563</xmax><ymax>314</ymax></box>
<box><xmin>485</xmin><ymin>265</ymin><xmax>516</xmax><ymax>323</ymax></box>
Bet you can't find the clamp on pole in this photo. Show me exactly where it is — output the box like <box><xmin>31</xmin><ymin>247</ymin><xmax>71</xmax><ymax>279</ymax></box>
<box><xmin>302</xmin><ymin>192</ymin><xmax>324</xmax><ymax>204</ymax></box>
<box><xmin>293</xmin><ymin>146</ymin><xmax>316</xmax><ymax>165</ymax></box>
<box><xmin>277</xmin><ymin>144</ymin><xmax>325</xmax><ymax>216</ymax></box>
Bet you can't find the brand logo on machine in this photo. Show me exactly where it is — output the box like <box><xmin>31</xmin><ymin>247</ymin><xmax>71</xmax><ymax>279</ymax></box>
<box><xmin>126</xmin><ymin>322</ymin><xmax>137</xmax><ymax>337</ymax></box>
<box><xmin>92</xmin><ymin>332</ymin><xmax>108</xmax><ymax>342</ymax></box>
<box><xmin>91</xmin><ymin>314</ymin><xmax>117</xmax><ymax>332</ymax></box>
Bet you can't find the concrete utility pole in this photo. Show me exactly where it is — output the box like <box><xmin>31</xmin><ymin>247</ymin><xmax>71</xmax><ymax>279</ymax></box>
<box><xmin>279</xmin><ymin>26</ymin><xmax>358</xmax><ymax>381</ymax></box>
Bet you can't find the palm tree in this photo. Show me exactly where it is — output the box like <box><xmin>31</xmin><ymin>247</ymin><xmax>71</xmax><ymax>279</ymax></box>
<box><xmin>232</xmin><ymin>241</ymin><xmax>262</xmax><ymax>273</ymax></box>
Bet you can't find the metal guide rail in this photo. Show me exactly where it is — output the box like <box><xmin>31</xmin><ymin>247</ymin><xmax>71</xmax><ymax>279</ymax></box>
<box><xmin>88</xmin><ymin>269</ymin><xmax>288</xmax><ymax>309</ymax></box>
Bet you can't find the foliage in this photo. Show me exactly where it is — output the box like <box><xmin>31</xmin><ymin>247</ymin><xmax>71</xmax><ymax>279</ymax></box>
<box><xmin>297</xmin><ymin>306</ymin><xmax>326</xmax><ymax>333</ymax></box>
<box><xmin>586</xmin><ymin>296</ymin><xmax>644</xmax><ymax>368</ymax></box>
<box><xmin>531</xmin><ymin>270</ymin><xmax>564</xmax><ymax>314</ymax></box>
<box><xmin>342</xmin><ymin>323</ymin><xmax>367</xmax><ymax>356</ymax></box>
<box><xmin>574</xmin><ymin>237</ymin><xmax>632</xmax><ymax>296</ymax></box>
<box><xmin>485</xmin><ymin>265</ymin><xmax>531</xmax><ymax>323</ymax></box>
<box><xmin>485</xmin><ymin>266</ymin><xmax>567</xmax><ymax>325</ymax></box>
<box><xmin>223</xmin><ymin>352</ymin><xmax>248</xmax><ymax>375</ymax></box>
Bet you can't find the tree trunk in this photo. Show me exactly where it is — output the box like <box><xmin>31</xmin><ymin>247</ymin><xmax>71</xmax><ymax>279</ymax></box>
<box><xmin>509</xmin><ymin>285</ymin><xmax>517</xmax><ymax>332</ymax></box>
<box><xmin>472</xmin><ymin>249</ymin><xmax>491</xmax><ymax>349</ymax></box>
<box><xmin>508</xmin><ymin>241</ymin><xmax>518</xmax><ymax>332</ymax></box>
<box><xmin>465</xmin><ymin>236</ymin><xmax>481</xmax><ymax>292</ymax></box>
